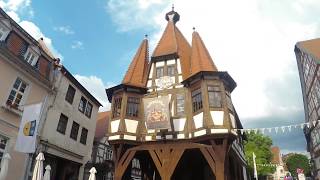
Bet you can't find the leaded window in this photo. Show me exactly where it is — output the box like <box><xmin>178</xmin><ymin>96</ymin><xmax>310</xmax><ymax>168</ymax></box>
<box><xmin>156</xmin><ymin>67</ymin><xmax>164</xmax><ymax>78</ymax></box>
<box><xmin>167</xmin><ymin>65</ymin><xmax>175</xmax><ymax>76</ymax></box>
<box><xmin>176</xmin><ymin>94</ymin><xmax>185</xmax><ymax>116</ymax></box>
<box><xmin>208</xmin><ymin>85</ymin><xmax>222</xmax><ymax>108</ymax></box>
<box><xmin>192</xmin><ymin>88</ymin><xmax>203</xmax><ymax>113</ymax></box>
<box><xmin>126</xmin><ymin>97</ymin><xmax>140</xmax><ymax>117</ymax></box>
<box><xmin>112</xmin><ymin>96</ymin><xmax>122</xmax><ymax>118</ymax></box>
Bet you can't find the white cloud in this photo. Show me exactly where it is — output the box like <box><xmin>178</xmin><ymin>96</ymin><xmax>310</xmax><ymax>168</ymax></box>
<box><xmin>106</xmin><ymin>0</ymin><xmax>167</xmax><ymax>32</ymax></box>
<box><xmin>54</xmin><ymin>26</ymin><xmax>75</xmax><ymax>35</ymax></box>
<box><xmin>0</xmin><ymin>0</ymin><xmax>31</xmax><ymax>12</ymax></box>
<box><xmin>71</xmin><ymin>41</ymin><xmax>84</xmax><ymax>49</ymax></box>
<box><xmin>74</xmin><ymin>74</ymin><xmax>115</xmax><ymax>112</ymax></box>
<box><xmin>1</xmin><ymin>0</ymin><xmax>63</xmax><ymax>59</ymax></box>
<box><xmin>106</xmin><ymin>0</ymin><xmax>320</xmax><ymax>120</ymax></box>
<box><xmin>19</xmin><ymin>21</ymin><xmax>63</xmax><ymax>59</ymax></box>
<box><xmin>6</xmin><ymin>10</ymin><xmax>20</xmax><ymax>22</ymax></box>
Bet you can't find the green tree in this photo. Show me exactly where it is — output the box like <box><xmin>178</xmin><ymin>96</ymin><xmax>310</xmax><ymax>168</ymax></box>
<box><xmin>244</xmin><ymin>132</ymin><xmax>276</xmax><ymax>178</ymax></box>
<box><xmin>285</xmin><ymin>153</ymin><xmax>310</xmax><ymax>178</ymax></box>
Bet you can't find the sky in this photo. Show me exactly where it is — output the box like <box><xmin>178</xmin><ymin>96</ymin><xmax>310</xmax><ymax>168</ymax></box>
<box><xmin>1</xmin><ymin>0</ymin><xmax>320</xmax><ymax>155</ymax></box>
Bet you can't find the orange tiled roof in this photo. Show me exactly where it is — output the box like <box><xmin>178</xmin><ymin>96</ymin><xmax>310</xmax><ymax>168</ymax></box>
<box><xmin>189</xmin><ymin>31</ymin><xmax>218</xmax><ymax>77</ymax></box>
<box><xmin>95</xmin><ymin>111</ymin><xmax>110</xmax><ymax>138</ymax></box>
<box><xmin>271</xmin><ymin>146</ymin><xmax>281</xmax><ymax>164</ymax></box>
<box><xmin>152</xmin><ymin>21</ymin><xmax>178</xmax><ymax>57</ymax></box>
<box><xmin>151</xmin><ymin>21</ymin><xmax>192</xmax><ymax>79</ymax></box>
<box><xmin>122</xmin><ymin>38</ymin><xmax>149</xmax><ymax>87</ymax></box>
<box><xmin>298</xmin><ymin>38</ymin><xmax>320</xmax><ymax>63</ymax></box>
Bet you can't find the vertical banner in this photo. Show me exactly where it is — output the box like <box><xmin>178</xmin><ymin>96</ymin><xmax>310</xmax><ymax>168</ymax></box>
<box><xmin>15</xmin><ymin>103</ymin><xmax>42</xmax><ymax>153</ymax></box>
<box><xmin>143</xmin><ymin>96</ymin><xmax>170</xmax><ymax>130</ymax></box>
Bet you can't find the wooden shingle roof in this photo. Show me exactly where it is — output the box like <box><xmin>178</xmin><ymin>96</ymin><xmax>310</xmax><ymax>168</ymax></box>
<box><xmin>151</xmin><ymin>19</ymin><xmax>191</xmax><ymax>80</ymax></box>
<box><xmin>189</xmin><ymin>31</ymin><xmax>218</xmax><ymax>77</ymax></box>
<box><xmin>122</xmin><ymin>38</ymin><xmax>149</xmax><ymax>87</ymax></box>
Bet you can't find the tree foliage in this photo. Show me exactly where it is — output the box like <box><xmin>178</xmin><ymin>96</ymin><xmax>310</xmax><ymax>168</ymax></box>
<box><xmin>244</xmin><ymin>132</ymin><xmax>276</xmax><ymax>177</ymax></box>
<box><xmin>285</xmin><ymin>153</ymin><xmax>310</xmax><ymax>178</ymax></box>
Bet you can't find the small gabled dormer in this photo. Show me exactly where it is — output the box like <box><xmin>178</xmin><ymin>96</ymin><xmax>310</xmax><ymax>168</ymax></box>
<box><xmin>146</xmin><ymin>8</ymin><xmax>191</xmax><ymax>92</ymax></box>
<box><xmin>23</xmin><ymin>45</ymin><xmax>40</xmax><ymax>66</ymax></box>
<box><xmin>0</xmin><ymin>19</ymin><xmax>11</xmax><ymax>41</ymax></box>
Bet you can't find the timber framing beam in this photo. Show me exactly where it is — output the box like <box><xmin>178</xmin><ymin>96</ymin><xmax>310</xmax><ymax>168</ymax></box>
<box><xmin>113</xmin><ymin>141</ymin><xmax>231</xmax><ymax>180</ymax></box>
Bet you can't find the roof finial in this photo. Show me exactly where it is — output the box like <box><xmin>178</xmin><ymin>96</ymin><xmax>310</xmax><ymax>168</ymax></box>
<box><xmin>144</xmin><ymin>34</ymin><xmax>148</xmax><ymax>39</ymax></box>
<box><xmin>193</xmin><ymin>27</ymin><xmax>196</xmax><ymax>31</ymax></box>
<box><xmin>165</xmin><ymin>5</ymin><xmax>180</xmax><ymax>24</ymax></box>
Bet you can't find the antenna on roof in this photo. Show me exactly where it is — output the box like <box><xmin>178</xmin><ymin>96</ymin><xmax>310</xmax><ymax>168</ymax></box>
<box><xmin>172</xmin><ymin>4</ymin><xmax>174</xmax><ymax>11</ymax></box>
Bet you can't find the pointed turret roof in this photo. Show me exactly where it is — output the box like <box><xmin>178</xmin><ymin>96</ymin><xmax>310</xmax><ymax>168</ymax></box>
<box><xmin>122</xmin><ymin>37</ymin><xmax>149</xmax><ymax>87</ymax></box>
<box><xmin>189</xmin><ymin>30</ymin><xmax>218</xmax><ymax>77</ymax></box>
<box><xmin>152</xmin><ymin>9</ymin><xmax>191</xmax><ymax>79</ymax></box>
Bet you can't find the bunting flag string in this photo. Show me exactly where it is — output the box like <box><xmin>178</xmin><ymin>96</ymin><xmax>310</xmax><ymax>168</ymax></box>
<box><xmin>235</xmin><ymin>119</ymin><xmax>320</xmax><ymax>135</ymax></box>
<box><xmin>256</xmin><ymin>163</ymin><xmax>280</xmax><ymax>167</ymax></box>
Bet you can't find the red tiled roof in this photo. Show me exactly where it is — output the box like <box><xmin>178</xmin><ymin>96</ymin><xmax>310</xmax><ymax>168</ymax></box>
<box><xmin>95</xmin><ymin>111</ymin><xmax>110</xmax><ymax>138</ymax></box>
<box><xmin>271</xmin><ymin>146</ymin><xmax>281</xmax><ymax>164</ymax></box>
<box><xmin>152</xmin><ymin>21</ymin><xmax>178</xmax><ymax>57</ymax></box>
<box><xmin>151</xmin><ymin>21</ymin><xmax>192</xmax><ymax>80</ymax></box>
<box><xmin>189</xmin><ymin>31</ymin><xmax>218</xmax><ymax>77</ymax></box>
<box><xmin>122</xmin><ymin>38</ymin><xmax>149</xmax><ymax>87</ymax></box>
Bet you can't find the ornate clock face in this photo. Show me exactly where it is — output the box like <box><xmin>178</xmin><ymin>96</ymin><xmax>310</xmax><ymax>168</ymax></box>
<box><xmin>156</xmin><ymin>76</ymin><xmax>174</xmax><ymax>89</ymax></box>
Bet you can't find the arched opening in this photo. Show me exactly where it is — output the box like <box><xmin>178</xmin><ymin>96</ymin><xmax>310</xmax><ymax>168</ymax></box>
<box><xmin>172</xmin><ymin>149</ymin><xmax>216</xmax><ymax>180</ymax></box>
<box><xmin>121</xmin><ymin>150</ymin><xmax>160</xmax><ymax>180</ymax></box>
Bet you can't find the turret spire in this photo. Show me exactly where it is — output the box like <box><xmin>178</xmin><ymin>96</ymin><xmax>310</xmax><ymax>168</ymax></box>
<box><xmin>122</xmin><ymin>37</ymin><xmax>149</xmax><ymax>87</ymax></box>
<box><xmin>189</xmin><ymin>30</ymin><xmax>218</xmax><ymax>77</ymax></box>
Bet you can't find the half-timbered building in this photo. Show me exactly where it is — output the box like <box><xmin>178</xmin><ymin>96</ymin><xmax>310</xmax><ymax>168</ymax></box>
<box><xmin>106</xmin><ymin>8</ymin><xmax>247</xmax><ymax>180</ymax></box>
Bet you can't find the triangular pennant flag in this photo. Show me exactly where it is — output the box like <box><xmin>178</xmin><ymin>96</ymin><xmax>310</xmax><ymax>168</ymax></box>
<box><xmin>275</xmin><ymin>127</ymin><xmax>279</xmax><ymax>133</ymax></box>
<box><xmin>261</xmin><ymin>128</ymin><xmax>265</xmax><ymax>134</ymax></box>
<box><xmin>294</xmin><ymin>124</ymin><xmax>298</xmax><ymax>128</ymax></box>
<box><xmin>288</xmin><ymin>126</ymin><xmax>292</xmax><ymax>132</ymax></box>
<box><xmin>281</xmin><ymin>126</ymin><xmax>286</xmax><ymax>133</ymax></box>
<box><xmin>300</xmin><ymin>123</ymin><xmax>304</xmax><ymax>129</ymax></box>
<box><xmin>254</xmin><ymin>129</ymin><xmax>258</xmax><ymax>134</ymax></box>
<box><xmin>240</xmin><ymin>129</ymin><xmax>244</xmax><ymax>135</ymax></box>
<box><xmin>268</xmin><ymin>128</ymin><xmax>272</xmax><ymax>133</ymax></box>
<box><xmin>313</xmin><ymin>120</ymin><xmax>317</xmax><ymax>127</ymax></box>
<box><xmin>307</xmin><ymin>123</ymin><xmax>310</xmax><ymax>128</ymax></box>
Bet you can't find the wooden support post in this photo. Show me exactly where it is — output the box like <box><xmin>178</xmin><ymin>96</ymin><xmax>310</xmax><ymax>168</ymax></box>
<box><xmin>114</xmin><ymin>149</ymin><xmax>136</xmax><ymax>180</ymax></box>
<box><xmin>148</xmin><ymin>146</ymin><xmax>184</xmax><ymax>180</ymax></box>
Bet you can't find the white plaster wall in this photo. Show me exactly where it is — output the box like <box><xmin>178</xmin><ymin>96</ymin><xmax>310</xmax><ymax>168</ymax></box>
<box><xmin>41</xmin><ymin>72</ymin><xmax>99</xmax><ymax>163</ymax></box>
<box><xmin>173</xmin><ymin>118</ymin><xmax>186</xmax><ymax>131</ymax></box>
<box><xmin>193</xmin><ymin>112</ymin><xmax>203</xmax><ymax>129</ymax></box>
<box><xmin>210</xmin><ymin>111</ymin><xmax>224</xmax><ymax>126</ymax></box>
<box><xmin>0</xmin><ymin>55</ymin><xmax>49</xmax><ymax>180</ymax></box>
